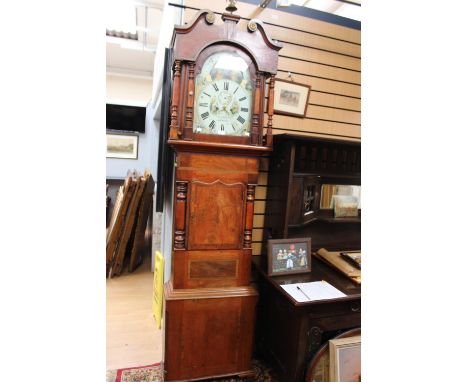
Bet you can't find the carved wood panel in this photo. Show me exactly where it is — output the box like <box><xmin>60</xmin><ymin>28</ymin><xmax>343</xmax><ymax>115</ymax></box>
<box><xmin>187</xmin><ymin>181</ymin><xmax>245</xmax><ymax>250</ymax></box>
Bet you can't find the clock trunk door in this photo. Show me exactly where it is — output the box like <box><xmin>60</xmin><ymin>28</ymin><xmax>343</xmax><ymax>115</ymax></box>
<box><xmin>187</xmin><ymin>181</ymin><xmax>245</xmax><ymax>250</ymax></box>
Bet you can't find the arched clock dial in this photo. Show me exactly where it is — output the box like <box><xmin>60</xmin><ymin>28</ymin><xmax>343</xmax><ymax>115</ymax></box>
<box><xmin>193</xmin><ymin>52</ymin><xmax>253</xmax><ymax>136</ymax></box>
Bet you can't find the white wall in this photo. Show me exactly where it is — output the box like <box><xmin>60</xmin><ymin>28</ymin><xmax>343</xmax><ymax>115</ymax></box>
<box><xmin>106</xmin><ymin>74</ymin><xmax>153</xmax><ymax>104</ymax></box>
<box><xmin>106</xmin><ymin>74</ymin><xmax>156</xmax><ymax>179</ymax></box>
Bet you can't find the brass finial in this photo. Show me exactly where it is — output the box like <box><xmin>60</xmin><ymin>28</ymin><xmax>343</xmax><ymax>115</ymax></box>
<box><xmin>226</xmin><ymin>0</ymin><xmax>237</xmax><ymax>13</ymax></box>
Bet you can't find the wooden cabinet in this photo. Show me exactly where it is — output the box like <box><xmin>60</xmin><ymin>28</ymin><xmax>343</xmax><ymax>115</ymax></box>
<box><xmin>264</xmin><ymin>134</ymin><xmax>361</xmax><ymax>251</ymax></box>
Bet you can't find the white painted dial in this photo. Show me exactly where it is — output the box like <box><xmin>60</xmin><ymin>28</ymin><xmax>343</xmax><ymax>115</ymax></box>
<box><xmin>195</xmin><ymin>79</ymin><xmax>251</xmax><ymax>135</ymax></box>
<box><xmin>193</xmin><ymin>52</ymin><xmax>253</xmax><ymax>136</ymax></box>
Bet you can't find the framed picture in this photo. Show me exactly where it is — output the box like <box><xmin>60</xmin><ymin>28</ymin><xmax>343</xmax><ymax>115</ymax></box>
<box><xmin>267</xmin><ymin>237</ymin><xmax>311</xmax><ymax>276</ymax></box>
<box><xmin>329</xmin><ymin>335</ymin><xmax>361</xmax><ymax>382</ymax></box>
<box><xmin>273</xmin><ymin>79</ymin><xmax>311</xmax><ymax>117</ymax></box>
<box><xmin>106</xmin><ymin>133</ymin><xmax>139</xmax><ymax>159</ymax></box>
<box><xmin>305</xmin><ymin>328</ymin><xmax>360</xmax><ymax>382</ymax></box>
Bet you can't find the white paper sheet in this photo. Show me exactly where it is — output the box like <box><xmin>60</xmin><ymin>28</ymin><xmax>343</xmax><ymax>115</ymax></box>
<box><xmin>280</xmin><ymin>281</ymin><xmax>346</xmax><ymax>303</ymax></box>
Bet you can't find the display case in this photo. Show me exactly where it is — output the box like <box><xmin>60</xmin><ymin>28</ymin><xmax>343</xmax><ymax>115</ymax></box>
<box><xmin>263</xmin><ymin>134</ymin><xmax>361</xmax><ymax>251</ymax></box>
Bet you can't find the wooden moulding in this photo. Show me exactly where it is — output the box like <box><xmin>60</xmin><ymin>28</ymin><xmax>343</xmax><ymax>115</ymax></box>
<box><xmin>172</xmin><ymin>10</ymin><xmax>282</xmax><ymax>74</ymax></box>
<box><xmin>164</xmin><ymin>280</ymin><xmax>258</xmax><ymax>300</ymax></box>
<box><xmin>169</xmin><ymin>139</ymin><xmax>272</xmax><ymax>156</ymax></box>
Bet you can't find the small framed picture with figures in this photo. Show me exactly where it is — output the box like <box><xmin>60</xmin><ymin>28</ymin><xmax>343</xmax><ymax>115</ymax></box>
<box><xmin>267</xmin><ymin>238</ymin><xmax>312</xmax><ymax>276</ymax></box>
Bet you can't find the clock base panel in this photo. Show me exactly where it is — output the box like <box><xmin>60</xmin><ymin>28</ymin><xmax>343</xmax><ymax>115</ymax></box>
<box><xmin>163</xmin><ymin>282</ymin><xmax>258</xmax><ymax>381</ymax></box>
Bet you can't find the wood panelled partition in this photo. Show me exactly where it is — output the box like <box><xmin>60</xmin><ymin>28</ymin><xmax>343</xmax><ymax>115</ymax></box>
<box><xmin>168</xmin><ymin>0</ymin><xmax>360</xmax><ymax>255</ymax></box>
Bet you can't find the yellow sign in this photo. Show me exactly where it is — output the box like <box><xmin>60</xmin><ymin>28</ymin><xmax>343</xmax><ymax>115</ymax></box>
<box><xmin>152</xmin><ymin>251</ymin><xmax>164</xmax><ymax>329</ymax></box>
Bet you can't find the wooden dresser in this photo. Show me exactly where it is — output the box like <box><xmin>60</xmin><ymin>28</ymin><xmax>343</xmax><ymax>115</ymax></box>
<box><xmin>255</xmin><ymin>134</ymin><xmax>361</xmax><ymax>382</ymax></box>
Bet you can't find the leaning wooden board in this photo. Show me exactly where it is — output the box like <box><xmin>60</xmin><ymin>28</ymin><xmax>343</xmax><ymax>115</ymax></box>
<box><xmin>106</xmin><ymin>176</ymin><xmax>136</xmax><ymax>276</ymax></box>
<box><xmin>109</xmin><ymin>175</ymin><xmax>146</xmax><ymax>277</ymax></box>
<box><xmin>129</xmin><ymin>171</ymin><xmax>155</xmax><ymax>272</ymax></box>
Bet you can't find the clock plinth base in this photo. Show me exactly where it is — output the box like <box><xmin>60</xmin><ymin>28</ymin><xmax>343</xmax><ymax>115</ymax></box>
<box><xmin>162</xmin><ymin>367</ymin><xmax>255</xmax><ymax>382</ymax></box>
<box><xmin>163</xmin><ymin>281</ymin><xmax>258</xmax><ymax>382</ymax></box>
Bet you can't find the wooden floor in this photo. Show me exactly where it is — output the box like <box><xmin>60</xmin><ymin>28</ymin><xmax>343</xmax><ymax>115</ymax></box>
<box><xmin>106</xmin><ymin>255</ymin><xmax>163</xmax><ymax>370</ymax></box>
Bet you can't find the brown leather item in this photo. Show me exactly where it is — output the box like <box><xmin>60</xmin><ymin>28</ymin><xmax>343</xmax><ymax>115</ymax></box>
<box><xmin>316</xmin><ymin>248</ymin><xmax>361</xmax><ymax>284</ymax></box>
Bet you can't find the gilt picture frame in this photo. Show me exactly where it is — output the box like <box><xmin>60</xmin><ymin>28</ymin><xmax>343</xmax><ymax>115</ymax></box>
<box><xmin>106</xmin><ymin>133</ymin><xmax>139</xmax><ymax>160</ymax></box>
<box><xmin>273</xmin><ymin>79</ymin><xmax>311</xmax><ymax>117</ymax></box>
<box><xmin>267</xmin><ymin>237</ymin><xmax>311</xmax><ymax>276</ymax></box>
<box><xmin>329</xmin><ymin>335</ymin><xmax>361</xmax><ymax>382</ymax></box>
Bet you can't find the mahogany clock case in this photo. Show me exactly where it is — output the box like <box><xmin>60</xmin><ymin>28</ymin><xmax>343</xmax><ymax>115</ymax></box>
<box><xmin>162</xmin><ymin>9</ymin><xmax>282</xmax><ymax>382</ymax></box>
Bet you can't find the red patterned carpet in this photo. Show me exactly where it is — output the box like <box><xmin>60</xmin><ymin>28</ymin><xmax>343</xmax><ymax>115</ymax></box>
<box><xmin>106</xmin><ymin>360</ymin><xmax>277</xmax><ymax>382</ymax></box>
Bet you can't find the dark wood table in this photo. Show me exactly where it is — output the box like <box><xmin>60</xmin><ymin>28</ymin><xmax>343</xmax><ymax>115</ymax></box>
<box><xmin>252</xmin><ymin>255</ymin><xmax>361</xmax><ymax>382</ymax></box>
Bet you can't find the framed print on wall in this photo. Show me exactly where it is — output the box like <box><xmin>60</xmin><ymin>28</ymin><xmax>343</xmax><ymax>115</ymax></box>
<box><xmin>329</xmin><ymin>335</ymin><xmax>361</xmax><ymax>382</ymax></box>
<box><xmin>106</xmin><ymin>133</ymin><xmax>139</xmax><ymax>159</ymax></box>
<box><xmin>267</xmin><ymin>237</ymin><xmax>312</xmax><ymax>276</ymax></box>
<box><xmin>273</xmin><ymin>79</ymin><xmax>310</xmax><ymax>117</ymax></box>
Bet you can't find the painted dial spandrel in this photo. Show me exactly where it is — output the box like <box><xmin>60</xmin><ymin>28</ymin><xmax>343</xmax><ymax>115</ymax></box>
<box><xmin>193</xmin><ymin>52</ymin><xmax>253</xmax><ymax>136</ymax></box>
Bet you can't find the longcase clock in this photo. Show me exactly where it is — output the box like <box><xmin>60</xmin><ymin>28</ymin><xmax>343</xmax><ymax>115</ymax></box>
<box><xmin>163</xmin><ymin>4</ymin><xmax>282</xmax><ymax>381</ymax></box>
